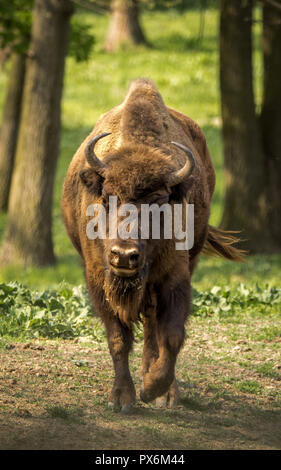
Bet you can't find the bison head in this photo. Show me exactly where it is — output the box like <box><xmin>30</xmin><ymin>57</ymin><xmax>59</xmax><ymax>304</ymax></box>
<box><xmin>79</xmin><ymin>132</ymin><xmax>195</xmax><ymax>325</ymax></box>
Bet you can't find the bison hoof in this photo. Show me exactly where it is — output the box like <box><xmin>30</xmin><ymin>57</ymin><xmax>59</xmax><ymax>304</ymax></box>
<box><xmin>121</xmin><ymin>404</ymin><xmax>133</xmax><ymax>414</ymax></box>
<box><xmin>154</xmin><ymin>378</ymin><xmax>180</xmax><ymax>408</ymax></box>
<box><xmin>155</xmin><ymin>395</ymin><xmax>168</xmax><ymax>408</ymax></box>
<box><xmin>108</xmin><ymin>401</ymin><xmax>118</xmax><ymax>411</ymax></box>
<box><xmin>154</xmin><ymin>391</ymin><xmax>179</xmax><ymax>408</ymax></box>
<box><xmin>140</xmin><ymin>371</ymin><xmax>174</xmax><ymax>403</ymax></box>
<box><xmin>140</xmin><ymin>387</ymin><xmax>152</xmax><ymax>404</ymax></box>
<box><xmin>108</xmin><ymin>402</ymin><xmax>134</xmax><ymax>414</ymax></box>
<box><xmin>108</xmin><ymin>382</ymin><xmax>136</xmax><ymax>412</ymax></box>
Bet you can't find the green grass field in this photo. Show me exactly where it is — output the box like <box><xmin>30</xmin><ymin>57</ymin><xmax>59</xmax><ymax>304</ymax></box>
<box><xmin>0</xmin><ymin>8</ymin><xmax>280</xmax><ymax>450</ymax></box>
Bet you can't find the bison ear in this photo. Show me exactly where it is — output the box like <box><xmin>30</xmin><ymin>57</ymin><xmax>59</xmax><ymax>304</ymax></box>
<box><xmin>79</xmin><ymin>168</ymin><xmax>104</xmax><ymax>196</ymax></box>
<box><xmin>170</xmin><ymin>176</ymin><xmax>194</xmax><ymax>202</ymax></box>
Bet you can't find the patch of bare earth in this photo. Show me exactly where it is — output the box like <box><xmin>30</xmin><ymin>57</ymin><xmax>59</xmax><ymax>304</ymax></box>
<box><xmin>0</xmin><ymin>317</ymin><xmax>280</xmax><ymax>450</ymax></box>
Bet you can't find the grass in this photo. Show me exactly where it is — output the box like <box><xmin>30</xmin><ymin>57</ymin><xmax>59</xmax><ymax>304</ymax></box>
<box><xmin>235</xmin><ymin>380</ymin><xmax>263</xmax><ymax>395</ymax></box>
<box><xmin>45</xmin><ymin>405</ymin><xmax>84</xmax><ymax>423</ymax></box>
<box><xmin>0</xmin><ymin>7</ymin><xmax>280</xmax><ymax>451</ymax></box>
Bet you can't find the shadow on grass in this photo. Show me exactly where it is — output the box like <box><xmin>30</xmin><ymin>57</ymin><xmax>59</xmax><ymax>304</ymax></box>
<box><xmin>0</xmin><ymin>411</ymin><xmax>104</xmax><ymax>450</ymax></box>
<box><xmin>2</xmin><ymin>390</ymin><xmax>280</xmax><ymax>449</ymax></box>
<box><xmin>102</xmin><ymin>387</ymin><xmax>281</xmax><ymax>449</ymax></box>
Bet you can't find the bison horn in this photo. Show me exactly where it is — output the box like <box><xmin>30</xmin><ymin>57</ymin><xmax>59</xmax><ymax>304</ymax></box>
<box><xmin>85</xmin><ymin>132</ymin><xmax>111</xmax><ymax>173</ymax></box>
<box><xmin>168</xmin><ymin>141</ymin><xmax>195</xmax><ymax>185</ymax></box>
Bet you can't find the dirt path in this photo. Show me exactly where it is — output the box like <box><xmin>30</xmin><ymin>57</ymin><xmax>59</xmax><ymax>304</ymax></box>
<box><xmin>1</xmin><ymin>317</ymin><xmax>281</xmax><ymax>450</ymax></box>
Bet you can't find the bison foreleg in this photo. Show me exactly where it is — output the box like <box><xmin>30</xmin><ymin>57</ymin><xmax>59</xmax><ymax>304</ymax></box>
<box><xmin>140</xmin><ymin>289</ymin><xmax>159</xmax><ymax>377</ymax></box>
<box><xmin>141</xmin><ymin>304</ymin><xmax>180</xmax><ymax>408</ymax></box>
<box><xmin>140</xmin><ymin>278</ymin><xmax>190</xmax><ymax>403</ymax></box>
<box><xmin>102</xmin><ymin>312</ymin><xmax>136</xmax><ymax>413</ymax></box>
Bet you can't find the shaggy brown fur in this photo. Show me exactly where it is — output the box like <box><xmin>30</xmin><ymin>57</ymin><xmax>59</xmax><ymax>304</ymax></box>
<box><xmin>62</xmin><ymin>78</ymin><xmax>244</xmax><ymax>411</ymax></box>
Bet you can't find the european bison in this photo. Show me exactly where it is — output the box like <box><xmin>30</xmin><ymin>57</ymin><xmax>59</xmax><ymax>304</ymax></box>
<box><xmin>62</xmin><ymin>79</ymin><xmax>243</xmax><ymax>412</ymax></box>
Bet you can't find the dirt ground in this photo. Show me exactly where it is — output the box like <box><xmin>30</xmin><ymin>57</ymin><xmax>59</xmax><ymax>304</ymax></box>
<box><xmin>0</xmin><ymin>317</ymin><xmax>281</xmax><ymax>450</ymax></box>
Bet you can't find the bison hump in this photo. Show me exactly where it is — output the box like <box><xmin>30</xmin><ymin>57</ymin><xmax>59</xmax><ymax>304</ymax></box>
<box><xmin>121</xmin><ymin>78</ymin><xmax>170</xmax><ymax>143</ymax></box>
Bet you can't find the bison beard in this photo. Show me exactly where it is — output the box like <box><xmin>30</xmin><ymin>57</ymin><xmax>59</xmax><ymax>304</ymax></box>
<box><xmin>104</xmin><ymin>269</ymin><xmax>147</xmax><ymax>327</ymax></box>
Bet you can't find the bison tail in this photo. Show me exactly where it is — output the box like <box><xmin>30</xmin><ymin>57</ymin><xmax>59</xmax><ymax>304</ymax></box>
<box><xmin>202</xmin><ymin>225</ymin><xmax>247</xmax><ymax>262</ymax></box>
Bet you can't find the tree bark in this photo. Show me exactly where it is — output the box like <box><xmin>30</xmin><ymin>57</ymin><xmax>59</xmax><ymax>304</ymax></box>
<box><xmin>0</xmin><ymin>0</ymin><xmax>73</xmax><ymax>267</ymax></box>
<box><xmin>219</xmin><ymin>0</ymin><xmax>275</xmax><ymax>252</ymax></box>
<box><xmin>104</xmin><ymin>0</ymin><xmax>147</xmax><ymax>52</ymax></box>
<box><xmin>0</xmin><ymin>53</ymin><xmax>26</xmax><ymax>212</ymax></box>
<box><xmin>260</xmin><ymin>0</ymin><xmax>281</xmax><ymax>249</ymax></box>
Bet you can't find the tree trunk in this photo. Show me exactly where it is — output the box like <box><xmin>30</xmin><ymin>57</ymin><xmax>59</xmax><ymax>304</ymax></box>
<box><xmin>104</xmin><ymin>0</ymin><xmax>147</xmax><ymax>52</ymax></box>
<box><xmin>0</xmin><ymin>53</ymin><xmax>26</xmax><ymax>212</ymax></box>
<box><xmin>0</xmin><ymin>0</ymin><xmax>73</xmax><ymax>267</ymax></box>
<box><xmin>219</xmin><ymin>0</ymin><xmax>275</xmax><ymax>252</ymax></box>
<box><xmin>260</xmin><ymin>0</ymin><xmax>281</xmax><ymax>249</ymax></box>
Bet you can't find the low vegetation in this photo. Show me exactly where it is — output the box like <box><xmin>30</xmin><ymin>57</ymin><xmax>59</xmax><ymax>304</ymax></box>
<box><xmin>0</xmin><ymin>280</ymin><xmax>280</xmax><ymax>344</ymax></box>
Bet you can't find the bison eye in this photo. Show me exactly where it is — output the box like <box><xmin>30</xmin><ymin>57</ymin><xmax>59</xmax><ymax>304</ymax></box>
<box><xmin>148</xmin><ymin>192</ymin><xmax>170</xmax><ymax>205</ymax></box>
<box><xmin>154</xmin><ymin>196</ymin><xmax>169</xmax><ymax>205</ymax></box>
<box><xmin>79</xmin><ymin>168</ymin><xmax>104</xmax><ymax>197</ymax></box>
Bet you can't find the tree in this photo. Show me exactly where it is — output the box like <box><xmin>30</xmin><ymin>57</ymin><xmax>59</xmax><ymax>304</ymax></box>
<box><xmin>260</xmin><ymin>0</ymin><xmax>281</xmax><ymax>248</ymax></box>
<box><xmin>219</xmin><ymin>0</ymin><xmax>281</xmax><ymax>253</ymax></box>
<box><xmin>0</xmin><ymin>2</ymin><xmax>94</xmax><ymax>213</ymax></box>
<box><xmin>0</xmin><ymin>0</ymin><xmax>32</xmax><ymax>211</ymax></box>
<box><xmin>0</xmin><ymin>53</ymin><xmax>26</xmax><ymax>211</ymax></box>
<box><xmin>0</xmin><ymin>0</ymin><xmax>74</xmax><ymax>266</ymax></box>
<box><xmin>104</xmin><ymin>0</ymin><xmax>147</xmax><ymax>51</ymax></box>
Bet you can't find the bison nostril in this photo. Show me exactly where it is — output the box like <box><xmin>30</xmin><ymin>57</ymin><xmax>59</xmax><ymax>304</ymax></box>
<box><xmin>129</xmin><ymin>252</ymin><xmax>139</xmax><ymax>267</ymax></box>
